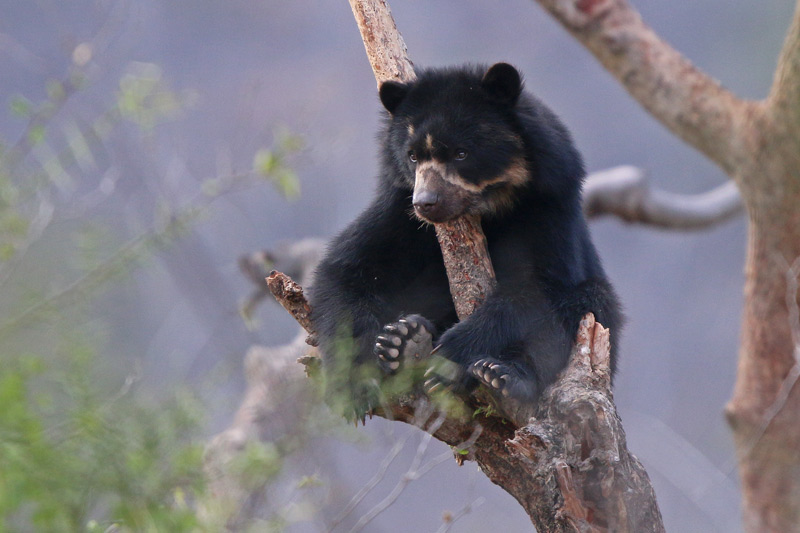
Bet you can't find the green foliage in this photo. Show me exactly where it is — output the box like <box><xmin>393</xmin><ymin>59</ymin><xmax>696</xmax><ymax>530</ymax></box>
<box><xmin>253</xmin><ymin>128</ymin><xmax>304</xmax><ymax>200</ymax></box>
<box><xmin>0</xmin><ymin>57</ymin><xmax>247</xmax><ymax>532</ymax></box>
<box><xmin>9</xmin><ymin>95</ymin><xmax>32</xmax><ymax>118</ymax></box>
<box><xmin>229</xmin><ymin>441</ymin><xmax>283</xmax><ymax>492</ymax></box>
<box><xmin>116</xmin><ymin>63</ymin><xmax>186</xmax><ymax>131</ymax></box>
<box><xmin>1</xmin><ymin>44</ymin><xmax>310</xmax><ymax>532</ymax></box>
<box><xmin>0</xmin><ymin>348</ymin><xmax>208</xmax><ymax>532</ymax></box>
<box><xmin>321</xmin><ymin>321</ymin><xmax>472</xmax><ymax>424</ymax></box>
<box><xmin>472</xmin><ymin>403</ymin><xmax>500</xmax><ymax>419</ymax></box>
<box><xmin>27</xmin><ymin>125</ymin><xmax>46</xmax><ymax>147</ymax></box>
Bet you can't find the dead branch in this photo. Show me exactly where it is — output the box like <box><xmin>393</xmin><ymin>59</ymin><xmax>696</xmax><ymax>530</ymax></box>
<box><xmin>265</xmin><ymin>270</ymin><xmax>315</xmax><ymax>336</ymax></box>
<box><xmin>539</xmin><ymin>1</ymin><xmax>800</xmax><ymax>530</ymax></box>
<box><xmin>221</xmin><ymin>0</ymin><xmax>800</xmax><ymax>530</ymax></box>
<box><xmin>583</xmin><ymin>166</ymin><xmax>743</xmax><ymax>229</ymax></box>
<box><xmin>202</xmin><ymin>239</ymin><xmax>324</xmax><ymax>529</ymax></box>
<box><xmin>433</xmin><ymin>215</ymin><xmax>498</xmax><ymax>319</ymax></box>
<box><xmin>349</xmin><ymin>0</ymin><xmax>415</xmax><ymax>85</ymax></box>
<box><xmin>202</xmin><ymin>335</ymin><xmax>313</xmax><ymax>528</ymax></box>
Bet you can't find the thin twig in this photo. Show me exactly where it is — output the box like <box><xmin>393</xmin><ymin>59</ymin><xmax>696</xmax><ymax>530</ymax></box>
<box><xmin>435</xmin><ymin>497</ymin><xmax>485</xmax><ymax>533</ymax></box>
<box><xmin>435</xmin><ymin>465</ymin><xmax>484</xmax><ymax>533</ymax></box>
<box><xmin>349</xmin><ymin>411</ymin><xmax>448</xmax><ymax>533</ymax></box>
<box><xmin>326</xmin><ymin>432</ymin><xmax>414</xmax><ymax>532</ymax></box>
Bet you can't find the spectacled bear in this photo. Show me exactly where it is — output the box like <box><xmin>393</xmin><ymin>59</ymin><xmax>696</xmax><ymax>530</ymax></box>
<box><xmin>310</xmin><ymin>63</ymin><xmax>622</xmax><ymax>421</ymax></box>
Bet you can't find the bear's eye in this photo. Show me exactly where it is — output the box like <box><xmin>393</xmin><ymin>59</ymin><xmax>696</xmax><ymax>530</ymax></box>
<box><xmin>454</xmin><ymin>150</ymin><xmax>468</xmax><ymax>161</ymax></box>
<box><xmin>408</xmin><ymin>150</ymin><xmax>417</xmax><ymax>163</ymax></box>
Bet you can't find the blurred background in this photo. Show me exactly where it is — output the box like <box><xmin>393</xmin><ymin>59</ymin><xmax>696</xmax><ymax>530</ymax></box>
<box><xmin>1</xmin><ymin>1</ymin><xmax>793</xmax><ymax>531</ymax></box>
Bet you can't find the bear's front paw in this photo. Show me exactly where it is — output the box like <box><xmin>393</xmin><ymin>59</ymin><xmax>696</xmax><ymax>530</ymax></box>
<box><xmin>374</xmin><ymin>315</ymin><xmax>435</xmax><ymax>375</ymax></box>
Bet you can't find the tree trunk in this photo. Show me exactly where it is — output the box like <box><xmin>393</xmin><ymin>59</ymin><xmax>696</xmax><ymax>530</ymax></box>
<box><xmin>726</xmin><ymin>109</ymin><xmax>800</xmax><ymax>531</ymax></box>
<box><xmin>528</xmin><ymin>0</ymin><xmax>800</xmax><ymax>529</ymax></box>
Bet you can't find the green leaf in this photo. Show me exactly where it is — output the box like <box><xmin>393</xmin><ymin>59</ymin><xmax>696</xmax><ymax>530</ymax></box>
<box><xmin>0</xmin><ymin>242</ymin><xmax>15</xmax><ymax>261</ymax></box>
<box><xmin>253</xmin><ymin>148</ymin><xmax>279</xmax><ymax>176</ymax></box>
<box><xmin>273</xmin><ymin>169</ymin><xmax>301</xmax><ymax>200</ymax></box>
<box><xmin>9</xmin><ymin>95</ymin><xmax>32</xmax><ymax>118</ymax></box>
<box><xmin>28</xmin><ymin>125</ymin><xmax>45</xmax><ymax>146</ymax></box>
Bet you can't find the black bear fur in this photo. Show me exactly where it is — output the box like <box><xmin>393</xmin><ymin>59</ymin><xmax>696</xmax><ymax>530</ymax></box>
<box><xmin>309</xmin><ymin>63</ymin><xmax>622</xmax><ymax>420</ymax></box>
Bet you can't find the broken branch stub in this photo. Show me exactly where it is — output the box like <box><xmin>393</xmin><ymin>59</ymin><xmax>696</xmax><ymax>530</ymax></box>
<box><xmin>266</xmin><ymin>270</ymin><xmax>317</xmax><ymax>347</ymax></box>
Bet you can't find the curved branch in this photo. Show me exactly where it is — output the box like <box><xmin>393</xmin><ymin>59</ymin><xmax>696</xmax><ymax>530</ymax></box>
<box><xmin>531</xmin><ymin>0</ymin><xmax>755</xmax><ymax>175</ymax></box>
<box><xmin>583</xmin><ymin>166</ymin><xmax>743</xmax><ymax>230</ymax></box>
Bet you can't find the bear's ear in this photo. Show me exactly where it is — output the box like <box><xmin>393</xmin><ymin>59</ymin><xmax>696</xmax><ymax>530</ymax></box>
<box><xmin>379</xmin><ymin>81</ymin><xmax>410</xmax><ymax>114</ymax></box>
<box><xmin>481</xmin><ymin>63</ymin><xmax>522</xmax><ymax>105</ymax></box>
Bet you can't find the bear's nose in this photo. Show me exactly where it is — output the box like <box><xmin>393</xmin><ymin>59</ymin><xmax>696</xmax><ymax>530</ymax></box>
<box><xmin>412</xmin><ymin>190</ymin><xmax>440</xmax><ymax>218</ymax></box>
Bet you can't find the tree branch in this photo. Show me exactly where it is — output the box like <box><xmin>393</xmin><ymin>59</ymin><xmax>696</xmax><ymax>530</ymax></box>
<box><xmin>531</xmin><ymin>0</ymin><xmax>755</xmax><ymax>175</ymax></box>
<box><xmin>767</xmin><ymin>0</ymin><xmax>800</xmax><ymax>129</ymax></box>
<box><xmin>267</xmin><ymin>270</ymin><xmax>664</xmax><ymax>531</ymax></box>
<box><xmin>202</xmin><ymin>239</ymin><xmax>324</xmax><ymax>529</ymax></box>
<box><xmin>583</xmin><ymin>166</ymin><xmax>743</xmax><ymax>229</ymax></box>
<box><xmin>349</xmin><ymin>0</ymin><xmax>416</xmax><ymax>86</ymax></box>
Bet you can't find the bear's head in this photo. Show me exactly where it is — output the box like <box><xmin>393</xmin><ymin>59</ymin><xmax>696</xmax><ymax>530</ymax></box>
<box><xmin>379</xmin><ymin>63</ymin><xmax>532</xmax><ymax>223</ymax></box>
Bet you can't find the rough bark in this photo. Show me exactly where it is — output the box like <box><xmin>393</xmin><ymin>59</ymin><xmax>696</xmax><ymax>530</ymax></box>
<box><xmin>349</xmin><ymin>0</ymin><xmax>415</xmax><ymax>86</ymax></box>
<box><xmin>433</xmin><ymin>215</ymin><xmax>497</xmax><ymax>319</ymax></box>
<box><xmin>530</xmin><ymin>0</ymin><xmax>800</xmax><ymax>530</ymax></box>
<box><xmin>726</xmin><ymin>1</ymin><xmax>800</xmax><ymax>525</ymax></box>
<box><xmin>215</xmin><ymin>162</ymin><xmax>737</xmax><ymax>526</ymax></box>
<box><xmin>530</xmin><ymin>0</ymin><xmax>756</xmax><ymax>176</ymax></box>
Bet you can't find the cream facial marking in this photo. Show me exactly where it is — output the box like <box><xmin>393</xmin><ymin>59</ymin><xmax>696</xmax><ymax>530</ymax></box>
<box><xmin>413</xmin><ymin>162</ymin><xmax>435</xmax><ymax>192</ymax></box>
<box><xmin>415</xmin><ymin>158</ymin><xmax>529</xmax><ymax>194</ymax></box>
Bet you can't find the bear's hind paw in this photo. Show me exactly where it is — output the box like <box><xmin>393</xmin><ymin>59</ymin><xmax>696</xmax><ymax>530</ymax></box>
<box><xmin>374</xmin><ymin>315</ymin><xmax>435</xmax><ymax>375</ymax></box>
